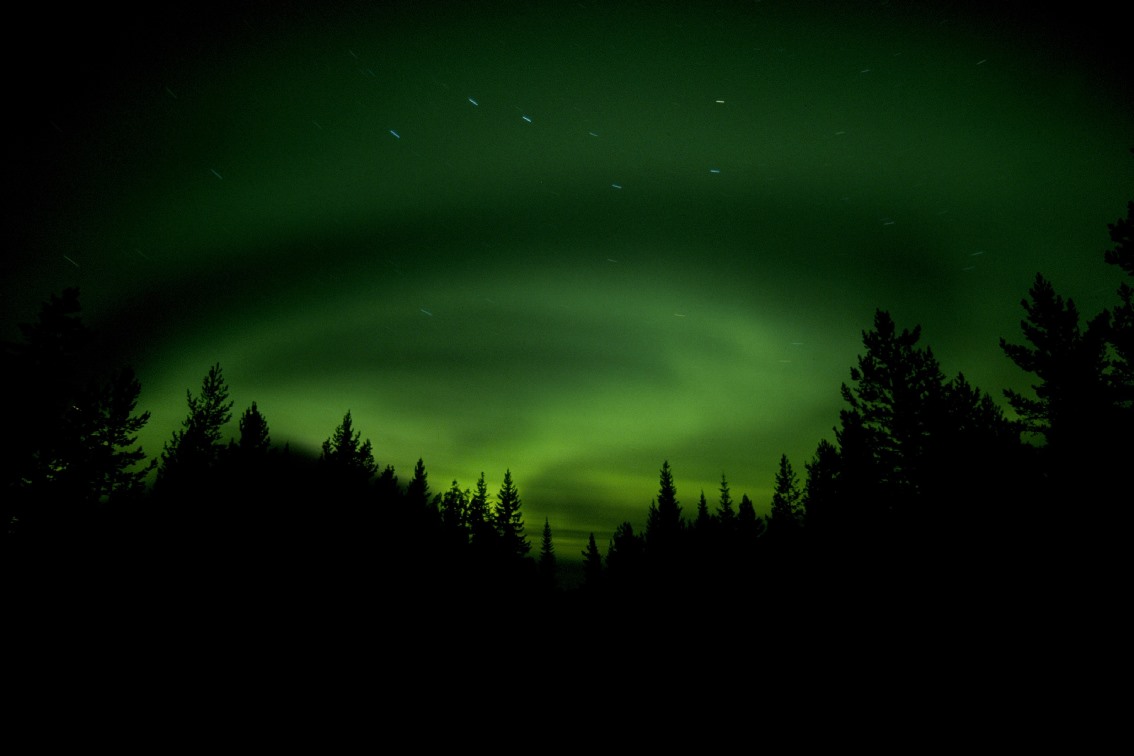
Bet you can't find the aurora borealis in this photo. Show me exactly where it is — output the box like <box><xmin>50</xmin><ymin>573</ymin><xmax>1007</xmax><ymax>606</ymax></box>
<box><xmin>6</xmin><ymin>1</ymin><xmax>1132</xmax><ymax>559</ymax></box>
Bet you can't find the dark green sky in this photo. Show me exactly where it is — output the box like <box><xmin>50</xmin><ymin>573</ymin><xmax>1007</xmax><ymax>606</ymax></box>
<box><xmin>7</xmin><ymin>1</ymin><xmax>1132</xmax><ymax>557</ymax></box>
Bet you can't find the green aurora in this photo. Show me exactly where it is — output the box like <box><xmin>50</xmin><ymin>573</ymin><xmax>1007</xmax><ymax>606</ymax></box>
<box><xmin>6</xmin><ymin>1</ymin><xmax>1132</xmax><ymax>559</ymax></box>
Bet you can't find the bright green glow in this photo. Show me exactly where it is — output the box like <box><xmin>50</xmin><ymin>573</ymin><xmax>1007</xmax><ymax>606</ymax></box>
<box><xmin>9</xmin><ymin>2</ymin><xmax>1132</xmax><ymax>561</ymax></box>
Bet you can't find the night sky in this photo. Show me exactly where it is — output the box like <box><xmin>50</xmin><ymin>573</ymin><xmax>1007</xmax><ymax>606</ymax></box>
<box><xmin>7</xmin><ymin>1</ymin><xmax>1132</xmax><ymax>559</ymax></box>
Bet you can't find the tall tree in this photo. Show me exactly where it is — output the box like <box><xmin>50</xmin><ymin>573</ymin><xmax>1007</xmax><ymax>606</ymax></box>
<box><xmin>802</xmin><ymin>438</ymin><xmax>844</xmax><ymax>539</ymax></box>
<box><xmin>403</xmin><ymin>457</ymin><xmax>441</xmax><ymax>535</ymax></box>
<box><xmin>690</xmin><ymin>488</ymin><xmax>714</xmax><ymax>570</ymax></box>
<box><xmin>736</xmin><ymin>493</ymin><xmax>764</xmax><ymax>546</ymax></box>
<box><xmin>374</xmin><ymin>464</ymin><xmax>400</xmax><ymax>509</ymax></box>
<box><xmin>2</xmin><ymin>289</ymin><xmax>159</xmax><ymax>578</ymax></box>
<box><xmin>838</xmin><ymin>309</ymin><xmax>1022</xmax><ymax>563</ymax></box>
<box><xmin>925</xmin><ymin>372</ymin><xmax>1023</xmax><ymax>517</ymax></box>
<box><xmin>835</xmin><ymin>309</ymin><xmax>1025</xmax><ymax>569</ymax></box>
<box><xmin>223</xmin><ymin>402</ymin><xmax>276</xmax><ymax>515</ymax></box>
<box><xmin>605</xmin><ymin>521</ymin><xmax>645</xmax><ymax>590</ymax></box>
<box><xmin>493</xmin><ymin>469</ymin><xmax>530</xmax><ymax>559</ymax></box>
<box><xmin>1103</xmin><ymin>191</ymin><xmax>1134</xmax><ymax>413</ymax></box>
<box><xmin>156</xmin><ymin>362</ymin><xmax>233</xmax><ymax>494</ymax></box>
<box><xmin>438</xmin><ymin>479</ymin><xmax>471</xmax><ymax>570</ymax></box>
<box><xmin>1104</xmin><ymin>193</ymin><xmax>1133</xmax><ymax>276</ymax></box>
<box><xmin>234</xmin><ymin>402</ymin><xmax>271</xmax><ymax>458</ymax></box>
<box><xmin>3</xmin><ymin>288</ymin><xmax>95</xmax><ymax>542</ymax></box>
<box><xmin>999</xmin><ymin>274</ymin><xmax>1113</xmax><ymax>454</ymax></box>
<box><xmin>404</xmin><ymin>458</ymin><xmax>431</xmax><ymax>510</ymax></box>
<box><xmin>1098</xmin><ymin>185</ymin><xmax>1134</xmax><ymax>587</ymax></box>
<box><xmin>66</xmin><ymin>367</ymin><xmax>154</xmax><ymax>506</ymax></box>
<box><xmin>694</xmin><ymin>490</ymin><xmax>712</xmax><ymax>532</ymax></box>
<box><xmin>581</xmin><ymin>532</ymin><xmax>604</xmax><ymax>591</ymax></box>
<box><xmin>538</xmin><ymin>517</ymin><xmax>557</xmax><ymax>591</ymax></box>
<box><xmin>716</xmin><ymin>473</ymin><xmax>736</xmax><ymax>531</ymax></box>
<box><xmin>319</xmin><ymin>410</ymin><xmax>377</xmax><ymax>486</ymax></box>
<box><xmin>645</xmin><ymin>460</ymin><xmax>683</xmax><ymax>556</ymax></box>
<box><xmin>466</xmin><ymin>471</ymin><xmax>496</xmax><ymax>553</ymax></box>
<box><xmin>837</xmin><ymin>310</ymin><xmax>946</xmax><ymax>529</ymax></box>
<box><xmin>439</xmin><ymin>479</ymin><xmax>469</xmax><ymax>534</ymax></box>
<box><xmin>767</xmin><ymin>454</ymin><xmax>804</xmax><ymax>544</ymax></box>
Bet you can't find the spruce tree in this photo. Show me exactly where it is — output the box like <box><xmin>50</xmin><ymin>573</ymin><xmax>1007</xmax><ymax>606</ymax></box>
<box><xmin>374</xmin><ymin>464</ymin><xmax>400</xmax><ymax>508</ymax></box>
<box><xmin>581</xmin><ymin>532</ymin><xmax>604</xmax><ymax>590</ymax></box>
<box><xmin>438</xmin><ymin>479</ymin><xmax>470</xmax><ymax>565</ymax></box>
<box><xmin>493</xmin><ymin>469</ymin><xmax>530</xmax><ymax>558</ymax></box>
<box><xmin>1102</xmin><ymin>185</ymin><xmax>1132</xmax><ymax>389</ymax></box>
<box><xmin>235</xmin><ymin>402</ymin><xmax>271</xmax><ymax>457</ymax></box>
<box><xmin>466</xmin><ymin>471</ymin><xmax>496</xmax><ymax>553</ymax></box>
<box><xmin>1104</xmin><ymin>195</ymin><xmax>1133</xmax><ymax>276</ymax></box>
<box><xmin>716</xmin><ymin>473</ymin><xmax>736</xmax><ymax>531</ymax></box>
<box><xmin>694</xmin><ymin>490</ymin><xmax>712</xmax><ymax>532</ymax></box>
<box><xmin>319</xmin><ymin>410</ymin><xmax>377</xmax><ymax>485</ymax></box>
<box><xmin>402</xmin><ymin>457</ymin><xmax>441</xmax><ymax>534</ymax></box>
<box><xmin>767</xmin><ymin>454</ymin><xmax>804</xmax><ymax>543</ymax></box>
<box><xmin>802</xmin><ymin>438</ymin><xmax>843</xmax><ymax>538</ymax></box>
<box><xmin>645</xmin><ymin>460</ymin><xmax>683</xmax><ymax>556</ymax></box>
<box><xmin>736</xmin><ymin>493</ymin><xmax>764</xmax><ymax>545</ymax></box>
<box><xmin>538</xmin><ymin>517</ymin><xmax>557</xmax><ymax>591</ymax></box>
<box><xmin>605</xmin><ymin>521</ymin><xmax>644</xmax><ymax>589</ymax></box>
<box><xmin>439</xmin><ymin>479</ymin><xmax>469</xmax><ymax>533</ymax></box>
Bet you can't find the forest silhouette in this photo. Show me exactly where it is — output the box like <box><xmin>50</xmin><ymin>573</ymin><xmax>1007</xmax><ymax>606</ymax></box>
<box><xmin>4</xmin><ymin>188</ymin><xmax>1130</xmax><ymax>642</ymax></box>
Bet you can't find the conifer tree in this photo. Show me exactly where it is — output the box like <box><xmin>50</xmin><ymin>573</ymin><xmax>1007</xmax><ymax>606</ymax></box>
<box><xmin>1108</xmin><ymin>279</ymin><xmax>1134</xmax><ymax>412</ymax></box>
<box><xmin>767</xmin><ymin>454</ymin><xmax>804</xmax><ymax>542</ymax></box>
<box><xmin>438</xmin><ymin>479</ymin><xmax>470</xmax><ymax>562</ymax></box>
<box><xmin>834</xmin><ymin>309</ymin><xmax>1019</xmax><ymax>563</ymax></box>
<box><xmin>838</xmin><ymin>310</ymin><xmax>946</xmax><ymax>518</ymax></box>
<box><xmin>1097</xmin><ymin>187</ymin><xmax>1134</xmax><ymax>581</ymax></box>
<box><xmin>234</xmin><ymin>402</ymin><xmax>271</xmax><ymax>457</ymax></box>
<box><xmin>694</xmin><ymin>490</ymin><xmax>712</xmax><ymax>532</ymax></box>
<box><xmin>802</xmin><ymin>438</ymin><xmax>842</xmax><ymax>537</ymax></box>
<box><xmin>439</xmin><ymin>479</ymin><xmax>469</xmax><ymax>533</ymax></box>
<box><xmin>493</xmin><ymin>469</ymin><xmax>530</xmax><ymax>558</ymax></box>
<box><xmin>3</xmin><ymin>288</ymin><xmax>117</xmax><ymax>539</ymax></box>
<box><xmin>999</xmin><ymin>274</ymin><xmax>1112</xmax><ymax>452</ymax></box>
<box><xmin>1103</xmin><ymin>194</ymin><xmax>1134</xmax><ymax>414</ymax></box>
<box><xmin>581</xmin><ymin>532</ymin><xmax>604</xmax><ymax>590</ymax></box>
<box><xmin>927</xmin><ymin>372</ymin><xmax>1022</xmax><ymax>516</ymax></box>
<box><xmin>466</xmin><ymin>471</ymin><xmax>496</xmax><ymax>552</ymax></box>
<box><xmin>605</xmin><ymin>521</ymin><xmax>644</xmax><ymax>587</ymax></box>
<box><xmin>3</xmin><ymin>290</ymin><xmax>160</xmax><ymax>562</ymax></box>
<box><xmin>319</xmin><ymin>410</ymin><xmax>377</xmax><ymax>485</ymax></box>
<box><xmin>404</xmin><ymin>458</ymin><xmax>431</xmax><ymax>510</ymax></box>
<box><xmin>538</xmin><ymin>517</ymin><xmax>557</xmax><ymax>591</ymax></box>
<box><xmin>67</xmin><ymin>367</ymin><xmax>155</xmax><ymax>506</ymax></box>
<box><xmin>736</xmin><ymin>493</ymin><xmax>764</xmax><ymax>544</ymax></box>
<box><xmin>716</xmin><ymin>472</ymin><xmax>736</xmax><ymax>531</ymax></box>
<box><xmin>224</xmin><ymin>400</ymin><xmax>291</xmax><ymax>548</ymax></box>
<box><xmin>1000</xmin><ymin>270</ymin><xmax>1126</xmax><ymax>568</ymax></box>
<box><xmin>374</xmin><ymin>464</ymin><xmax>400</xmax><ymax>508</ymax></box>
<box><xmin>403</xmin><ymin>457</ymin><xmax>441</xmax><ymax>535</ymax></box>
<box><xmin>1104</xmin><ymin>194</ymin><xmax>1133</xmax><ymax>276</ymax></box>
<box><xmin>645</xmin><ymin>460</ymin><xmax>683</xmax><ymax>554</ymax></box>
<box><xmin>157</xmin><ymin>363</ymin><xmax>233</xmax><ymax>493</ymax></box>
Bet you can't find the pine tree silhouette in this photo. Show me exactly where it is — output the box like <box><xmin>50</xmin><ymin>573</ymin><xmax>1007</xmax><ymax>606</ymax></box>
<box><xmin>493</xmin><ymin>469</ymin><xmax>529</xmax><ymax>559</ymax></box>
<box><xmin>538</xmin><ymin>517</ymin><xmax>557</xmax><ymax>592</ymax></box>
<box><xmin>157</xmin><ymin>362</ymin><xmax>233</xmax><ymax>494</ymax></box>
<box><xmin>581</xmin><ymin>532</ymin><xmax>604</xmax><ymax>591</ymax></box>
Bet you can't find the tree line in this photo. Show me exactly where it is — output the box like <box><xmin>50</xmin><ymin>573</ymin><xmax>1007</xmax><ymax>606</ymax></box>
<box><xmin>3</xmin><ymin>189</ymin><xmax>1130</xmax><ymax>623</ymax></box>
